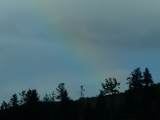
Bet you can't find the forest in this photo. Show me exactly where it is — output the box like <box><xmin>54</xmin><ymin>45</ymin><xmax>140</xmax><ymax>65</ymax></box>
<box><xmin>0</xmin><ymin>67</ymin><xmax>160</xmax><ymax>120</ymax></box>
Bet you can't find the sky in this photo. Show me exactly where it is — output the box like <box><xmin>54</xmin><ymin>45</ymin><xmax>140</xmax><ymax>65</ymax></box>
<box><xmin>0</xmin><ymin>0</ymin><xmax>160</xmax><ymax>102</ymax></box>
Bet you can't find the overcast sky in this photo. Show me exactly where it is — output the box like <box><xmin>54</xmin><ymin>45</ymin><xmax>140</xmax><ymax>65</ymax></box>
<box><xmin>0</xmin><ymin>0</ymin><xmax>160</xmax><ymax>102</ymax></box>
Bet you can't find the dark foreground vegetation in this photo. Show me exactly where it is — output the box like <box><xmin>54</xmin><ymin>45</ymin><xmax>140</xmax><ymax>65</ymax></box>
<box><xmin>0</xmin><ymin>67</ymin><xmax>160</xmax><ymax>120</ymax></box>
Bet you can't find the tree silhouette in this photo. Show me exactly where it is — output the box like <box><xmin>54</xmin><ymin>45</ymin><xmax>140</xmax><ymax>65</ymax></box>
<box><xmin>101</xmin><ymin>77</ymin><xmax>120</xmax><ymax>95</ymax></box>
<box><xmin>19</xmin><ymin>90</ymin><xmax>26</xmax><ymax>105</ymax></box>
<box><xmin>50</xmin><ymin>91</ymin><xmax>55</xmax><ymax>102</ymax></box>
<box><xmin>43</xmin><ymin>94</ymin><xmax>50</xmax><ymax>103</ymax></box>
<box><xmin>143</xmin><ymin>68</ymin><xmax>153</xmax><ymax>87</ymax></box>
<box><xmin>26</xmin><ymin>89</ymin><xmax>40</xmax><ymax>105</ymax></box>
<box><xmin>0</xmin><ymin>100</ymin><xmax>9</xmax><ymax>110</ymax></box>
<box><xmin>56</xmin><ymin>83</ymin><xmax>70</xmax><ymax>104</ymax></box>
<box><xmin>127</xmin><ymin>67</ymin><xmax>143</xmax><ymax>90</ymax></box>
<box><xmin>19</xmin><ymin>89</ymin><xmax>39</xmax><ymax>105</ymax></box>
<box><xmin>10</xmin><ymin>94</ymin><xmax>19</xmax><ymax>108</ymax></box>
<box><xmin>0</xmin><ymin>71</ymin><xmax>160</xmax><ymax>120</ymax></box>
<box><xmin>101</xmin><ymin>77</ymin><xmax>120</xmax><ymax>116</ymax></box>
<box><xmin>79</xmin><ymin>85</ymin><xmax>85</xmax><ymax>99</ymax></box>
<box><xmin>43</xmin><ymin>91</ymin><xmax>55</xmax><ymax>103</ymax></box>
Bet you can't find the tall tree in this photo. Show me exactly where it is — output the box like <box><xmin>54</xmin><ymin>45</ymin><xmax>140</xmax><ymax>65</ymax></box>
<box><xmin>19</xmin><ymin>89</ymin><xmax>39</xmax><ymax>105</ymax></box>
<box><xmin>143</xmin><ymin>68</ymin><xmax>153</xmax><ymax>87</ymax></box>
<box><xmin>56</xmin><ymin>83</ymin><xmax>70</xmax><ymax>103</ymax></box>
<box><xmin>26</xmin><ymin>89</ymin><xmax>40</xmax><ymax>105</ymax></box>
<box><xmin>127</xmin><ymin>67</ymin><xmax>143</xmax><ymax>90</ymax></box>
<box><xmin>79</xmin><ymin>85</ymin><xmax>85</xmax><ymax>99</ymax></box>
<box><xmin>10</xmin><ymin>94</ymin><xmax>19</xmax><ymax>108</ymax></box>
<box><xmin>101</xmin><ymin>77</ymin><xmax>120</xmax><ymax>114</ymax></box>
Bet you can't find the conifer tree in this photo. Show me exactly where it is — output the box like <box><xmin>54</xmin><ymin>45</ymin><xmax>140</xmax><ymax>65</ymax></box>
<box><xmin>19</xmin><ymin>89</ymin><xmax>39</xmax><ymax>105</ymax></box>
<box><xmin>26</xmin><ymin>89</ymin><xmax>40</xmax><ymax>105</ymax></box>
<box><xmin>0</xmin><ymin>101</ymin><xmax>9</xmax><ymax>110</ymax></box>
<box><xmin>143</xmin><ymin>68</ymin><xmax>153</xmax><ymax>87</ymax></box>
<box><xmin>56</xmin><ymin>83</ymin><xmax>70</xmax><ymax>104</ymax></box>
<box><xmin>127</xmin><ymin>67</ymin><xmax>143</xmax><ymax>90</ymax></box>
<box><xmin>10</xmin><ymin>94</ymin><xmax>19</xmax><ymax>108</ymax></box>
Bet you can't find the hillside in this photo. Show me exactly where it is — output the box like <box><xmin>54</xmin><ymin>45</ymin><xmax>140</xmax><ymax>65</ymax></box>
<box><xmin>0</xmin><ymin>83</ymin><xmax>160</xmax><ymax>120</ymax></box>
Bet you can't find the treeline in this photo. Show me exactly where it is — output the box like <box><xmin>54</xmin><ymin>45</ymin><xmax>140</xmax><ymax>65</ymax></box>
<box><xmin>0</xmin><ymin>67</ymin><xmax>160</xmax><ymax>120</ymax></box>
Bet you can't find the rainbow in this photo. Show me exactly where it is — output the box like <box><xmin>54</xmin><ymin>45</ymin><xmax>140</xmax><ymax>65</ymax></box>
<box><xmin>22</xmin><ymin>1</ymin><xmax>96</xmax><ymax>80</ymax></box>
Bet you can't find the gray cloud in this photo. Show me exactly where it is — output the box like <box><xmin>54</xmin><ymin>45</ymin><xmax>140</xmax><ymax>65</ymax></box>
<box><xmin>47</xmin><ymin>0</ymin><xmax>160</xmax><ymax>52</ymax></box>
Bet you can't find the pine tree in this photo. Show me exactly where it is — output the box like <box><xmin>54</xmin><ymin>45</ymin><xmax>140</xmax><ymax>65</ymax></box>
<box><xmin>127</xmin><ymin>67</ymin><xmax>143</xmax><ymax>90</ymax></box>
<box><xmin>26</xmin><ymin>89</ymin><xmax>40</xmax><ymax>105</ymax></box>
<box><xmin>10</xmin><ymin>94</ymin><xmax>19</xmax><ymax>108</ymax></box>
<box><xmin>56</xmin><ymin>83</ymin><xmax>70</xmax><ymax>104</ymax></box>
<box><xmin>0</xmin><ymin>101</ymin><xmax>9</xmax><ymax>110</ymax></box>
<box><xmin>19</xmin><ymin>89</ymin><xmax>39</xmax><ymax>105</ymax></box>
<box><xmin>143</xmin><ymin>68</ymin><xmax>153</xmax><ymax>87</ymax></box>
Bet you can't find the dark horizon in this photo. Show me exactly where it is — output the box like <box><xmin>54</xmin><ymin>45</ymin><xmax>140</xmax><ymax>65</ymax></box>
<box><xmin>0</xmin><ymin>71</ymin><xmax>160</xmax><ymax>120</ymax></box>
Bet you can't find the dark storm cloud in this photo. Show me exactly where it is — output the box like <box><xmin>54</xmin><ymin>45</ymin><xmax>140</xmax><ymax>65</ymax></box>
<box><xmin>49</xmin><ymin>0</ymin><xmax>160</xmax><ymax>51</ymax></box>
